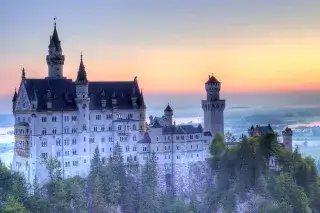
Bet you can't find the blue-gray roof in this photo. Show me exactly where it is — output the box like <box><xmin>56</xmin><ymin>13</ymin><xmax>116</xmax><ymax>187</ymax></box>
<box><xmin>137</xmin><ymin>132</ymin><xmax>151</xmax><ymax>143</ymax></box>
<box><xmin>23</xmin><ymin>78</ymin><xmax>144</xmax><ymax>111</ymax></box>
<box><xmin>162</xmin><ymin>124</ymin><xmax>203</xmax><ymax>135</ymax></box>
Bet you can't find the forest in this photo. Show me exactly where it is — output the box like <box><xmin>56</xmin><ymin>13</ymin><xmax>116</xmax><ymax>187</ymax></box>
<box><xmin>1</xmin><ymin>133</ymin><xmax>320</xmax><ymax>213</ymax></box>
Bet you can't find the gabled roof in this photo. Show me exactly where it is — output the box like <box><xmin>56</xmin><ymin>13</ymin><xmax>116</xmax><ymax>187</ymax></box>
<box><xmin>150</xmin><ymin>119</ymin><xmax>162</xmax><ymax>128</ymax></box>
<box><xmin>22</xmin><ymin>78</ymin><xmax>144</xmax><ymax>111</ymax></box>
<box><xmin>137</xmin><ymin>132</ymin><xmax>151</xmax><ymax>143</ymax></box>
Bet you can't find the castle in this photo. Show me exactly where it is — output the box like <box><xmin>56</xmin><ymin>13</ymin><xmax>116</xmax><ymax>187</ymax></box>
<box><xmin>11</xmin><ymin>21</ymin><xmax>225</xmax><ymax>193</ymax></box>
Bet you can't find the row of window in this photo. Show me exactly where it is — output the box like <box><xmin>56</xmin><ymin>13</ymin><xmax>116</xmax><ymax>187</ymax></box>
<box><xmin>156</xmin><ymin>134</ymin><xmax>200</xmax><ymax>142</ymax></box>
<box><xmin>15</xmin><ymin>128</ymin><xmax>30</xmax><ymax>135</ymax></box>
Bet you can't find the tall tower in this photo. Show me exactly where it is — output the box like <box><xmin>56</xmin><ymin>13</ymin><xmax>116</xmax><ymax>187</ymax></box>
<box><xmin>282</xmin><ymin>127</ymin><xmax>293</xmax><ymax>152</ymax></box>
<box><xmin>46</xmin><ymin>19</ymin><xmax>65</xmax><ymax>78</ymax></box>
<box><xmin>201</xmin><ymin>74</ymin><xmax>225</xmax><ymax>138</ymax></box>
<box><xmin>164</xmin><ymin>104</ymin><xmax>173</xmax><ymax>126</ymax></box>
<box><xmin>75</xmin><ymin>53</ymin><xmax>90</xmax><ymax>169</ymax></box>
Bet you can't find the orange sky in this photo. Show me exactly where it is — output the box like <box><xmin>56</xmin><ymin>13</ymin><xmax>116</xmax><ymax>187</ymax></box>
<box><xmin>4</xmin><ymin>32</ymin><xmax>320</xmax><ymax>96</ymax></box>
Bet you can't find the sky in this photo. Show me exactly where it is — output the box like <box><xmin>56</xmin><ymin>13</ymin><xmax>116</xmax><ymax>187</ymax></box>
<box><xmin>2</xmin><ymin>1</ymin><xmax>320</xmax><ymax>108</ymax></box>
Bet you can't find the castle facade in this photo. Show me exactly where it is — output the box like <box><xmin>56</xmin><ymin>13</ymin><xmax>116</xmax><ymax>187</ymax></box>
<box><xmin>11</xmin><ymin>22</ymin><xmax>225</xmax><ymax>194</ymax></box>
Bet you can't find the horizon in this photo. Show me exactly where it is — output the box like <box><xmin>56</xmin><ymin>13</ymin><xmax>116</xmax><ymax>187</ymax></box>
<box><xmin>3</xmin><ymin>1</ymin><xmax>320</xmax><ymax>98</ymax></box>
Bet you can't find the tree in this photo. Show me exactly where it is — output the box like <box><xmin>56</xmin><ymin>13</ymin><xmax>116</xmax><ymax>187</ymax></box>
<box><xmin>139</xmin><ymin>151</ymin><xmax>160</xmax><ymax>213</ymax></box>
<box><xmin>1</xmin><ymin>196</ymin><xmax>30</xmax><ymax>213</ymax></box>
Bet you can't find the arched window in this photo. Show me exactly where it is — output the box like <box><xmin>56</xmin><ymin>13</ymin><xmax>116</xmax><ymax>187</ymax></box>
<box><xmin>118</xmin><ymin>125</ymin><xmax>122</xmax><ymax>131</ymax></box>
<box><xmin>132</xmin><ymin>124</ymin><xmax>136</xmax><ymax>131</ymax></box>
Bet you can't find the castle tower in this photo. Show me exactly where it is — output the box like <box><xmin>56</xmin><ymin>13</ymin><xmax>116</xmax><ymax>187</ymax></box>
<box><xmin>282</xmin><ymin>127</ymin><xmax>293</xmax><ymax>152</ymax></box>
<box><xmin>201</xmin><ymin>74</ymin><xmax>225</xmax><ymax>138</ymax></box>
<box><xmin>75</xmin><ymin>53</ymin><xmax>90</xmax><ymax>170</ymax></box>
<box><xmin>46</xmin><ymin>19</ymin><xmax>65</xmax><ymax>78</ymax></box>
<box><xmin>164</xmin><ymin>104</ymin><xmax>173</xmax><ymax>126</ymax></box>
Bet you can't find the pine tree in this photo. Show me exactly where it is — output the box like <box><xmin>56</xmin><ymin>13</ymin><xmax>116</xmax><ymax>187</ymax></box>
<box><xmin>139</xmin><ymin>151</ymin><xmax>160</xmax><ymax>213</ymax></box>
<box><xmin>1</xmin><ymin>196</ymin><xmax>30</xmax><ymax>213</ymax></box>
<box><xmin>25</xmin><ymin>176</ymin><xmax>48</xmax><ymax>213</ymax></box>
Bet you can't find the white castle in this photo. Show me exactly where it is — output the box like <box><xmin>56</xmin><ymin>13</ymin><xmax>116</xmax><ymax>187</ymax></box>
<box><xmin>11</xmin><ymin>22</ymin><xmax>225</xmax><ymax>193</ymax></box>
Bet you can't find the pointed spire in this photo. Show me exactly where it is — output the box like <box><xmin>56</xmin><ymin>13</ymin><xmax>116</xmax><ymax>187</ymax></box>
<box><xmin>49</xmin><ymin>35</ymin><xmax>55</xmax><ymax>48</ymax></box>
<box><xmin>165</xmin><ymin>103</ymin><xmax>173</xmax><ymax>112</ymax></box>
<box><xmin>51</xmin><ymin>17</ymin><xmax>62</xmax><ymax>51</ymax></box>
<box><xmin>12</xmin><ymin>88</ymin><xmax>17</xmax><ymax>102</ymax></box>
<box><xmin>21</xmin><ymin>67</ymin><xmax>26</xmax><ymax>80</ymax></box>
<box><xmin>76</xmin><ymin>51</ymin><xmax>88</xmax><ymax>85</ymax></box>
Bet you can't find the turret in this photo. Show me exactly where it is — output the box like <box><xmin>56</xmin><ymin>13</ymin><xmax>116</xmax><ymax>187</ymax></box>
<box><xmin>164</xmin><ymin>104</ymin><xmax>173</xmax><ymax>126</ymax></box>
<box><xmin>12</xmin><ymin>89</ymin><xmax>17</xmax><ymax>112</ymax></box>
<box><xmin>46</xmin><ymin>19</ymin><xmax>65</xmax><ymax>78</ymax></box>
<box><xmin>201</xmin><ymin>73</ymin><xmax>225</xmax><ymax>138</ymax></box>
<box><xmin>282</xmin><ymin>127</ymin><xmax>293</xmax><ymax>152</ymax></box>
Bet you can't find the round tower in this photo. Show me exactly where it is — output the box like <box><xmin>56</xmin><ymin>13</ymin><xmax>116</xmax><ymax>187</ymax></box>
<box><xmin>282</xmin><ymin>127</ymin><xmax>293</xmax><ymax>152</ymax></box>
<box><xmin>46</xmin><ymin>19</ymin><xmax>65</xmax><ymax>78</ymax></box>
<box><xmin>201</xmin><ymin>74</ymin><xmax>225</xmax><ymax>138</ymax></box>
<box><xmin>164</xmin><ymin>104</ymin><xmax>173</xmax><ymax>126</ymax></box>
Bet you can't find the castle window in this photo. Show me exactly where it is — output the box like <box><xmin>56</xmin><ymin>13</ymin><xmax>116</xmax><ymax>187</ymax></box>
<box><xmin>168</xmin><ymin>146</ymin><xmax>170</xmax><ymax>150</ymax></box>
<box><xmin>128</xmin><ymin>113</ymin><xmax>133</xmax><ymax>119</ymax></box>
<box><xmin>41</xmin><ymin>153</ymin><xmax>48</xmax><ymax>159</ymax></box>
<box><xmin>90</xmin><ymin>138</ymin><xmax>95</xmax><ymax>143</ymax></box>
<box><xmin>176</xmin><ymin>136</ymin><xmax>179</xmax><ymax>140</ymax></box>
<box><xmin>168</xmin><ymin>155</ymin><xmax>170</xmax><ymax>159</ymax></box>
<box><xmin>93</xmin><ymin>127</ymin><xmax>98</xmax><ymax>132</ymax></box>
<box><xmin>65</xmin><ymin>151</ymin><xmax>70</xmax><ymax>156</ymax></box>
<box><xmin>190</xmin><ymin>135</ymin><xmax>193</xmax><ymax>139</ymax></box>
<box><xmin>133</xmin><ymin>146</ymin><xmax>137</xmax><ymax>151</ymax></box>
<box><xmin>101</xmin><ymin>137</ymin><xmax>105</xmax><ymax>143</ymax></box>
<box><xmin>72</xmin><ymin>138</ymin><xmax>77</xmax><ymax>145</ymax></box>
<box><xmin>181</xmin><ymin>136</ymin><xmax>185</xmax><ymax>140</ymax></box>
<box><xmin>84</xmin><ymin>148</ymin><xmax>86</xmax><ymax>152</ymax></box>
<box><xmin>195</xmin><ymin>135</ymin><xmax>199</xmax><ymax>139</ymax></box>
<box><xmin>176</xmin><ymin>145</ymin><xmax>180</xmax><ymax>150</ymax></box>
<box><xmin>126</xmin><ymin>146</ymin><xmax>130</xmax><ymax>152</ymax></box>
<box><xmin>156</xmin><ymin>137</ymin><xmax>159</xmax><ymax>141</ymax></box>
<box><xmin>108</xmin><ymin>126</ymin><xmax>112</xmax><ymax>131</ymax></box>
<box><xmin>57</xmin><ymin>161</ymin><xmax>61</xmax><ymax>167</ymax></box>
<box><xmin>64</xmin><ymin>116</ymin><xmax>69</xmax><ymax>122</ymax></box>
<box><xmin>65</xmin><ymin>162</ymin><xmax>70</xmax><ymax>167</ymax></box>
<box><xmin>71</xmin><ymin>116</ymin><xmax>77</xmax><ymax>121</ymax></box>
<box><xmin>106</xmin><ymin>114</ymin><xmax>112</xmax><ymax>119</ymax></box>
<box><xmin>64</xmin><ymin>139</ymin><xmax>69</xmax><ymax>146</ymax></box>
<box><xmin>164</xmin><ymin>146</ymin><xmax>167</xmax><ymax>150</ymax></box>
<box><xmin>134</xmin><ymin>156</ymin><xmax>137</xmax><ymax>161</ymax></box>
<box><xmin>133</xmin><ymin>135</ymin><xmax>136</xmax><ymax>141</ymax></box>
<box><xmin>83</xmin><ymin>125</ymin><xmax>86</xmax><ymax>131</ymax></box>
<box><xmin>96</xmin><ymin>115</ymin><xmax>101</xmax><ymax>120</ymax></box>
<box><xmin>72</xmin><ymin>150</ymin><xmax>77</xmax><ymax>155</ymax></box>
<box><xmin>118</xmin><ymin>125</ymin><xmax>122</xmax><ymax>131</ymax></box>
<box><xmin>72</xmin><ymin>127</ymin><xmax>77</xmax><ymax>133</ymax></box>
<box><xmin>132</xmin><ymin>124</ymin><xmax>136</xmax><ymax>131</ymax></box>
<box><xmin>52</xmin><ymin>128</ymin><xmax>57</xmax><ymax>134</ymax></box>
<box><xmin>56</xmin><ymin>139</ymin><xmax>61</xmax><ymax>146</ymax></box>
<box><xmin>108</xmin><ymin>137</ymin><xmax>113</xmax><ymax>142</ymax></box>
<box><xmin>101</xmin><ymin>126</ymin><xmax>105</xmax><ymax>131</ymax></box>
<box><xmin>197</xmin><ymin>144</ymin><xmax>199</xmax><ymax>149</ymax></box>
<box><xmin>102</xmin><ymin>148</ymin><xmax>104</xmax><ymax>153</ymax></box>
<box><xmin>84</xmin><ymin>137</ymin><xmax>86</xmax><ymax>142</ymax></box>
<box><xmin>84</xmin><ymin>159</ymin><xmax>86</xmax><ymax>163</ymax></box>
<box><xmin>102</xmin><ymin>158</ymin><xmax>106</xmax><ymax>164</ymax></box>
<box><xmin>197</xmin><ymin>154</ymin><xmax>199</xmax><ymax>157</ymax></box>
<box><xmin>56</xmin><ymin>151</ymin><xmax>61</xmax><ymax>157</ymax></box>
<box><xmin>110</xmin><ymin>147</ymin><xmax>112</xmax><ymax>152</ymax></box>
<box><xmin>41</xmin><ymin>141</ymin><xmax>47</xmax><ymax>147</ymax></box>
<box><xmin>191</xmin><ymin>145</ymin><xmax>193</xmax><ymax>149</ymax></box>
<box><xmin>41</xmin><ymin>117</ymin><xmax>47</xmax><ymax>122</ymax></box>
<box><xmin>73</xmin><ymin>161</ymin><xmax>78</xmax><ymax>166</ymax></box>
<box><xmin>64</xmin><ymin>127</ymin><xmax>69</xmax><ymax>134</ymax></box>
<box><xmin>165</xmin><ymin>136</ymin><xmax>167</xmax><ymax>140</ymax></box>
<box><xmin>157</xmin><ymin>147</ymin><xmax>159</xmax><ymax>151</ymax></box>
<box><xmin>168</xmin><ymin>136</ymin><xmax>170</xmax><ymax>140</ymax></box>
<box><xmin>191</xmin><ymin>154</ymin><xmax>193</xmax><ymax>158</ymax></box>
<box><xmin>42</xmin><ymin>129</ymin><xmax>47</xmax><ymax>135</ymax></box>
<box><xmin>177</xmin><ymin>155</ymin><xmax>180</xmax><ymax>159</ymax></box>
<box><xmin>143</xmin><ymin>147</ymin><xmax>147</xmax><ymax>151</ymax></box>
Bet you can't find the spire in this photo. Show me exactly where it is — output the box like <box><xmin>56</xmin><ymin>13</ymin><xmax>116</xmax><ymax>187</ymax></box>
<box><xmin>12</xmin><ymin>88</ymin><xmax>17</xmax><ymax>102</ymax></box>
<box><xmin>21</xmin><ymin>67</ymin><xmax>26</xmax><ymax>80</ymax></box>
<box><xmin>48</xmin><ymin>36</ymin><xmax>55</xmax><ymax>48</ymax></box>
<box><xmin>165</xmin><ymin>103</ymin><xmax>173</xmax><ymax>112</ymax></box>
<box><xmin>76</xmin><ymin>52</ymin><xmax>88</xmax><ymax>85</ymax></box>
<box><xmin>51</xmin><ymin>17</ymin><xmax>62</xmax><ymax>51</ymax></box>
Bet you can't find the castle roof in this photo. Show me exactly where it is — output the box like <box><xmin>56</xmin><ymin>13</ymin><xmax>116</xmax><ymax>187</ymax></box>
<box><xmin>51</xmin><ymin>22</ymin><xmax>62</xmax><ymax>51</ymax></box>
<box><xmin>164</xmin><ymin>104</ymin><xmax>173</xmax><ymax>112</ymax></box>
<box><xmin>162</xmin><ymin>124</ymin><xmax>203</xmax><ymax>135</ymax></box>
<box><xmin>137</xmin><ymin>132</ymin><xmax>151</xmax><ymax>143</ymax></box>
<box><xmin>22</xmin><ymin>78</ymin><xmax>144</xmax><ymax>111</ymax></box>
<box><xmin>75</xmin><ymin>53</ymin><xmax>88</xmax><ymax>85</ymax></box>
<box><xmin>248</xmin><ymin>124</ymin><xmax>274</xmax><ymax>137</ymax></box>
<box><xmin>206</xmin><ymin>74</ymin><xmax>220</xmax><ymax>84</ymax></box>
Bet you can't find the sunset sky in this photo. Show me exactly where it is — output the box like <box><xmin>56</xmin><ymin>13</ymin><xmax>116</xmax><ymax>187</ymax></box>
<box><xmin>3</xmin><ymin>0</ymin><xmax>320</xmax><ymax>97</ymax></box>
